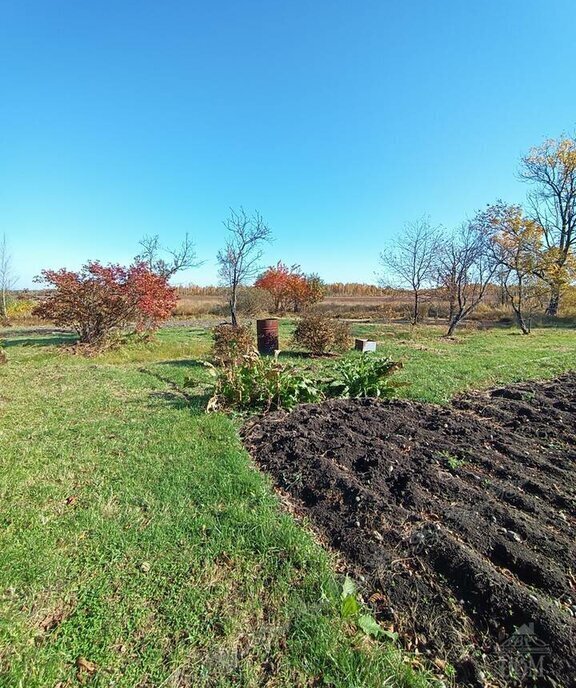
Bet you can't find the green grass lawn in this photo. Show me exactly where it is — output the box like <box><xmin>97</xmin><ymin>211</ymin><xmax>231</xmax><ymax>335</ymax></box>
<box><xmin>0</xmin><ymin>321</ymin><xmax>574</xmax><ymax>687</ymax></box>
<box><xmin>346</xmin><ymin>322</ymin><xmax>576</xmax><ymax>402</ymax></box>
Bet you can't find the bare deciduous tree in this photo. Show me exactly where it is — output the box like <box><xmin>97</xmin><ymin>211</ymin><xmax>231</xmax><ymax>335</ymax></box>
<box><xmin>437</xmin><ymin>219</ymin><xmax>500</xmax><ymax>336</ymax></box>
<box><xmin>520</xmin><ymin>135</ymin><xmax>576</xmax><ymax>315</ymax></box>
<box><xmin>0</xmin><ymin>234</ymin><xmax>18</xmax><ymax>320</ymax></box>
<box><xmin>217</xmin><ymin>208</ymin><xmax>272</xmax><ymax>326</ymax></box>
<box><xmin>137</xmin><ymin>233</ymin><xmax>201</xmax><ymax>279</ymax></box>
<box><xmin>379</xmin><ymin>217</ymin><xmax>440</xmax><ymax>325</ymax></box>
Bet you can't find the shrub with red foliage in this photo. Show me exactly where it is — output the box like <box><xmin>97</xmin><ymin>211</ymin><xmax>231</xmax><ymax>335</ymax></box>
<box><xmin>255</xmin><ymin>262</ymin><xmax>324</xmax><ymax>312</ymax></box>
<box><xmin>33</xmin><ymin>261</ymin><xmax>177</xmax><ymax>346</ymax></box>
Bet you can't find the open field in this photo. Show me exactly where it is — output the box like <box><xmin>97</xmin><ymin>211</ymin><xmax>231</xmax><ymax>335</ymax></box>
<box><xmin>1</xmin><ymin>323</ymin><xmax>575</xmax><ymax>686</ymax></box>
<box><xmin>7</xmin><ymin>286</ymin><xmax>576</xmax><ymax>326</ymax></box>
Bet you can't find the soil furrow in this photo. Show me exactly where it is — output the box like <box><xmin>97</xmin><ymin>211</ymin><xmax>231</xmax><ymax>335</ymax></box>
<box><xmin>242</xmin><ymin>373</ymin><xmax>576</xmax><ymax>687</ymax></box>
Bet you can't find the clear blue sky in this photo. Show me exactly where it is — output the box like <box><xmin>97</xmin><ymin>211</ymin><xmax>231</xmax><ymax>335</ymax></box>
<box><xmin>2</xmin><ymin>0</ymin><xmax>575</xmax><ymax>287</ymax></box>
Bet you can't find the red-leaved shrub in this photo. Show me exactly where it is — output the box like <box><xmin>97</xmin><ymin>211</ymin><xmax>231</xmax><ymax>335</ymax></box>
<box><xmin>255</xmin><ymin>262</ymin><xmax>325</xmax><ymax>312</ymax></box>
<box><xmin>33</xmin><ymin>261</ymin><xmax>177</xmax><ymax>346</ymax></box>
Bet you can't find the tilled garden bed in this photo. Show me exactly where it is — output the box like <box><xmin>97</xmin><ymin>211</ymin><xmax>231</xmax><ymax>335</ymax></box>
<box><xmin>242</xmin><ymin>374</ymin><xmax>576</xmax><ymax>687</ymax></box>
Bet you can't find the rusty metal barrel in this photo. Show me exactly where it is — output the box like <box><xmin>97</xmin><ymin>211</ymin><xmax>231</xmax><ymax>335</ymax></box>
<box><xmin>256</xmin><ymin>318</ymin><xmax>279</xmax><ymax>355</ymax></box>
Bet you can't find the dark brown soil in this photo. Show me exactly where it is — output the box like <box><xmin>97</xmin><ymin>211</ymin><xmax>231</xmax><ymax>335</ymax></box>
<box><xmin>242</xmin><ymin>374</ymin><xmax>576</xmax><ymax>687</ymax></box>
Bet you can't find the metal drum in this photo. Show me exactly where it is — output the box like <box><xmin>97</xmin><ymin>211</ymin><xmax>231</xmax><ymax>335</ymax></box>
<box><xmin>256</xmin><ymin>318</ymin><xmax>279</xmax><ymax>355</ymax></box>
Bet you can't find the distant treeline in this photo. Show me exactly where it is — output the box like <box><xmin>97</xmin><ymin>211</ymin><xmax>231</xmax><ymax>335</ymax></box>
<box><xmin>177</xmin><ymin>282</ymin><xmax>388</xmax><ymax>297</ymax></box>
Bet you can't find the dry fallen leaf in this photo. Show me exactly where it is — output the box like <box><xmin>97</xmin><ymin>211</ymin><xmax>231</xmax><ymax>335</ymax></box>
<box><xmin>76</xmin><ymin>656</ymin><xmax>97</xmax><ymax>678</ymax></box>
<box><xmin>39</xmin><ymin>610</ymin><xmax>65</xmax><ymax>633</ymax></box>
<box><xmin>433</xmin><ymin>657</ymin><xmax>447</xmax><ymax>671</ymax></box>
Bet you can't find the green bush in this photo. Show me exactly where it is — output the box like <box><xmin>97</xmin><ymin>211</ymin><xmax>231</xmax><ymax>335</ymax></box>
<box><xmin>206</xmin><ymin>352</ymin><xmax>402</xmax><ymax>412</ymax></box>
<box><xmin>327</xmin><ymin>356</ymin><xmax>402</xmax><ymax>399</ymax></box>
<box><xmin>207</xmin><ymin>357</ymin><xmax>323</xmax><ymax>412</ymax></box>
<box><xmin>293</xmin><ymin>314</ymin><xmax>351</xmax><ymax>355</ymax></box>
<box><xmin>212</xmin><ymin>323</ymin><xmax>256</xmax><ymax>366</ymax></box>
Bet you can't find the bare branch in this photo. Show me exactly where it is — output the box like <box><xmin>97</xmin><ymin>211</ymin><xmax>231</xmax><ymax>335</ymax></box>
<box><xmin>519</xmin><ymin>134</ymin><xmax>576</xmax><ymax>314</ymax></box>
<box><xmin>216</xmin><ymin>207</ymin><xmax>273</xmax><ymax>326</ymax></box>
<box><xmin>0</xmin><ymin>234</ymin><xmax>18</xmax><ymax>319</ymax></box>
<box><xmin>137</xmin><ymin>233</ymin><xmax>202</xmax><ymax>279</ymax></box>
<box><xmin>437</xmin><ymin>217</ymin><xmax>501</xmax><ymax>336</ymax></box>
<box><xmin>379</xmin><ymin>217</ymin><xmax>441</xmax><ymax>325</ymax></box>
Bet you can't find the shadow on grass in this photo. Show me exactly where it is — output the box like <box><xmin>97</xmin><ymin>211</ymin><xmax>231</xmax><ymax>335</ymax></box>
<box><xmin>277</xmin><ymin>350</ymin><xmax>311</xmax><ymax>360</ymax></box>
<box><xmin>466</xmin><ymin>317</ymin><xmax>575</xmax><ymax>331</ymax></box>
<box><xmin>140</xmin><ymin>366</ymin><xmax>212</xmax><ymax>415</ymax></box>
<box><xmin>2</xmin><ymin>334</ymin><xmax>77</xmax><ymax>348</ymax></box>
<box><xmin>157</xmin><ymin>359</ymin><xmax>208</xmax><ymax>368</ymax></box>
<box><xmin>532</xmin><ymin>317</ymin><xmax>576</xmax><ymax>329</ymax></box>
<box><xmin>148</xmin><ymin>389</ymin><xmax>211</xmax><ymax>414</ymax></box>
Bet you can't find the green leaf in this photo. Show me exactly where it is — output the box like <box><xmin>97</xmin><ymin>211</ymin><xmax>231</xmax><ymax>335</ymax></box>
<box><xmin>357</xmin><ymin>614</ymin><xmax>383</xmax><ymax>637</ymax></box>
<box><xmin>341</xmin><ymin>594</ymin><xmax>360</xmax><ymax>619</ymax></box>
<box><xmin>380</xmin><ymin>628</ymin><xmax>399</xmax><ymax>642</ymax></box>
<box><xmin>341</xmin><ymin>575</ymin><xmax>357</xmax><ymax>599</ymax></box>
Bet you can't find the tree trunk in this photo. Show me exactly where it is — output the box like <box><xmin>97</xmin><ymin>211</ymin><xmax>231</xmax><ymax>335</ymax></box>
<box><xmin>0</xmin><ymin>288</ymin><xmax>6</xmax><ymax>319</ymax></box>
<box><xmin>512</xmin><ymin>306</ymin><xmax>530</xmax><ymax>334</ymax></box>
<box><xmin>445</xmin><ymin>316</ymin><xmax>459</xmax><ymax>337</ymax></box>
<box><xmin>508</xmin><ymin>283</ymin><xmax>531</xmax><ymax>335</ymax></box>
<box><xmin>518</xmin><ymin>316</ymin><xmax>530</xmax><ymax>334</ymax></box>
<box><xmin>545</xmin><ymin>286</ymin><xmax>560</xmax><ymax>317</ymax></box>
<box><xmin>230</xmin><ymin>287</ymin><xmax>238</xmax><ymax>327</ymax></box>
<box><xmin>447</xmin><ymin>288</ymin><xmax>456</xmax><ymax>324</ymax></box>
<box><xmin>412</xmin><ymin>290</ymin><xmax>419</xmax><ymax>326</ymax></box>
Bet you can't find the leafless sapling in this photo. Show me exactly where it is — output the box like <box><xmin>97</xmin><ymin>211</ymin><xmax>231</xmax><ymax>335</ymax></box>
<box><xmin>379</xmin><ymin>217</ymin><xmax>440</xmax><ymax>325</ymax></box>
<box><xmin>0</xmin><ymin>234</ymin><xmax>18</xmax><ymax>320</ymax></box>
<box><xmin>216</xmin><ymin>208</ymin><xmax>272</xmax><ymax>326</ymax></box>
<box><xmin>437</xmin><ymin>219</ymin><xmax>501</xmax><ymax>336</ymax></box>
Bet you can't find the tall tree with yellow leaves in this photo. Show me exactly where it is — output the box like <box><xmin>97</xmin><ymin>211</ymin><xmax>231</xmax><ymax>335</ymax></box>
<box><xmin>485</xmin><ymin>203</ymin><xmax>548</xmax><ymax>333</ymax></box>
<box><xmin>520</xmin><ymin>135</ymin><xmax>576</xmax><ymax>315</ymax></box>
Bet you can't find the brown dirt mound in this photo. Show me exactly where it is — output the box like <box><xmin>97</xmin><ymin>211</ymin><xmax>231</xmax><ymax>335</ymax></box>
<box><xmin>242</xmin><ymin>374</ymin><xmax>576</xmax><ymax>687</ymax></box>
